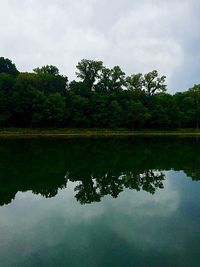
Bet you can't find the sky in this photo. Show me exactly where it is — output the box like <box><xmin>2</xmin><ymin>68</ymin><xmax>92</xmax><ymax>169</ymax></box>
<box><xmin>0</xmin><ymin>0</ymin><xmax>199</xmax><ymax>93</ymax></box>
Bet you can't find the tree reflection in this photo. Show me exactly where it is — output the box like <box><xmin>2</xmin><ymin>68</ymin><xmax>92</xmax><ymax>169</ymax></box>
<box><xmin>0</xmin><ymin>137</ymin><xmax>200</xmax><ymax>206</ymax></box>
<box><xmin>72</xmin><ymin>170</ymin><xmax>165</xmax><ymax>204</ymax></box>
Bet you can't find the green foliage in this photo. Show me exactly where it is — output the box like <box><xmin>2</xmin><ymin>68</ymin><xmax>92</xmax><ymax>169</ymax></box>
<box><xmin>125</xmin><ymin>100</ymin><xmax>150</xmax><ymax>129</ymax></box>
<box><xmin>31</xmin><ymin>90</ymin><xmax>46</xmax><ymax>127</ymax></box>
<box><xmin>0</xmin><ymin>90</ymin><xmax>11</xmax><ymax>126</ymax></box>
<box><xmin>177</xmin><ymin>84</ymin><xmax>200</xmax><ymax>128</ymax></box>
<box><xmin>144</xmin><ymin>70</ymin><xmax>166</xmax><ymax>95</ymax></box>
<box><xmin>0</xmin><ymin>73</ymin><xmax>15</xmax><ymax>95</ymax></box>
<box><xmin>126</xmin><ymin>73</ymin><xmax>144</xmax><ymax>91</ymax></box>
<box><xmin>127</xmin><ymin>70</ymin><xmax>166</xmax><ymax>95</ymax></box>
<box><xmin>44</xmin><ymin>93</ymin><xmax>66</xmax><ymax>127</ymax></box>
<box><xmin>67</xmin><ymin>93</ymin><xmax>90</xmax><ymax>127</ymax></box>
<box><xmin>95</xmin><ymin>66</ymin><xmax>125</xmax><ymax>92</ymax></box>
<box><xmin>76</xmin><ymin>59</ymin><xmax>103</xmax><ymax>91</ymax></box>
<box><xmin>0</xmin><ymin>56</ymin><xmax>200</xmax><ymax>129</ymax></box>
<box><xmin>69</xmin><ymin>80</ymin><xmax>90</xmax><ymax>97</ymax></box>
<box><xmin>0</xmin><ymin>57</ymin><xmax>19</xmax><ymax>75</ymax></box>
<box><xmin>33</xmin><ymin>65</ymin><xmax>59</xmax><ymax>75</ymax></box>
<box><xmin>38</xmin><ymin>73</ymin><xmax>68</xmax><ymax>95</ymax></box>
<box><xmin>108</xmin><ymin>99</ymin><xmax>122</xmax><ymax>128</ymax></box>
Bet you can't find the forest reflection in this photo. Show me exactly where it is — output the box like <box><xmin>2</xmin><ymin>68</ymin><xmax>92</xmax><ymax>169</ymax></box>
<box><xmin>70</xmin><ymin>170</ymin><xmax>165</xmax><ymax>204</ymax></box>
<box><xmin>0</xmin><ymin>137</ymin><xmax>200</xmax><ymax>206</ymax></box>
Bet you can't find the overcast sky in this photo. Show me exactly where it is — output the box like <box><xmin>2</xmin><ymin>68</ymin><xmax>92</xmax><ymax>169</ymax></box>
<box><xmin>0</xmin><ymin>0</ymin><xmax>199</xmax><ymax>92</ymax></box>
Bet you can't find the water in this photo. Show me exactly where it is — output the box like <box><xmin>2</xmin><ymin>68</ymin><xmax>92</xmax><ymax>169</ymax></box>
<box><xmin>0</xmin><ymin>137</ymin><xmax>200</xmax><ymax>267</ymax></box>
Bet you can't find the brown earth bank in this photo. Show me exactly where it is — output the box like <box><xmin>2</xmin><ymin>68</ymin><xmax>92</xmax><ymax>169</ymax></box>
<box><xmin>0</xmin><ymin>128</ymin><xmax>200</xmax><ymax>137</ymax></box>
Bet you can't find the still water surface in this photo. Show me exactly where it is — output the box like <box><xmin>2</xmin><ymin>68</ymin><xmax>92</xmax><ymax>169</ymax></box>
<box><xmin>0</xmin><ymin>137</ymin><xmax>200</xmax><ymax>267</ymax></box>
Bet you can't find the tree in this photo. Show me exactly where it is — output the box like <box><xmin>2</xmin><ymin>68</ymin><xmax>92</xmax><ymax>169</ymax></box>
<box><xmin>143</xmin><ymin>70</ymin><xmax>166</xmax><ymax>95</ymax></box>
<box><xmin>44</xmin><ymin>93</ymin><xmax>66</xmax><ymax>127</ymax></box>
<box><xmin>0</xmin><ymin>90</ymin><xmax>11</xmax><ymax>126</ymax></box>
<box><xmin>67</xmin><ymin>93</ymin><xmax>90</xmax><ymax>127</ymax></box>
<box><xmin>38</xmin><ymin>73</ymin><xmax>68</xmax><ymax>95</ymax></box>
<box><xmin>150</xmin><ymin>93</ymin><xmax>181</xmax><ymax>128</ymax></box>
<box><xmin>107</xmin><ymin>100</ymin><xmax>122</xmax><ymax>128</ymax></box>
<box><xmin>94</xmin><ymin>67</ymin><xmax>111</xmax><ymax>92</ymax></box>
<box><xmin>12</xmin><ymin>83</ymin><xmax>36</xmax><ymax>127</ymax></box>
<box><xmin>126</xmin><ymin>73</ymin><xmax>144</xmax><ymax>92</ymax></box>
<box><xmin>33</xmin><ymin>65</ymin><xmax>59</xmax><ymax>75</ymax></box>
<box><xmin>0</xmin><ymin>57</ymin><xmax>19</xmax><ymax>75</ymax></box>
<box><xmin>126</xmin><ymin>71</ymin><xmax>166</xmax><ymax>96</ymax></box>
<box><xmin>33</xmin><ymin>65</ymin><xmax>68</xmax><ymax>94</ymax></box>
<box><xmin>95</xmin><ymin>66</ymin><xmax>126</xmax><ymax>92</ymax></box>
<box><xmin>181</xmin><ymin>85</ymin><xmax>200</xmax><ymax>128</ymax></box>
<box><xmin>0</xmin><ymin>73</ymin><xmax>15</xmax><ymax>127</ymax></box>
<box><xmin>123</xmin><ymin>100</ymin><xmax>150</xmax><ymax>129</ymax></box>
<box><xmin>0</xmin><ymin>73</ymin><xmax>15</xmax><ymax>95</ymax></box>
<box><xmin>69</xmin><ymin>80</ymin><xmax>91</xmax><ymax>96</ymax></box>
<box><xmin>31</xmin><ymin>90</ymin><xmax>46</xmax><ymax>127</ymax></box>
<box><xmin>109</xmin><ymin>66</ymin><xmax>126</xmax><ymax>91</ymax></box>
<box><xmin>76</xmin><ymin>59</ymin><xmax>103</xmax><ymax>91</ymax></box>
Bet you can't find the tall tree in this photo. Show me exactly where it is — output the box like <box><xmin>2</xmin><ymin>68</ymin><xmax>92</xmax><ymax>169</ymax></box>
<box><xmin>33</xmin><ymin>66</ymin><xmax>68</xmax><ymax>95</ymax></box>
<box><xmin>33</xmin><ymin>65</ymin><xmax>59</xmax><ymax>75</ymax></box>
<box><xmin>126</xmin><ymin>73</ymin><xmax>144</xmax><ymax>92</ymax></box>
<box><xmin>0</xmin><ymin>57</ymin><xmax>19</xmax><ymax>76</ymax></box>
<box><xmin>143</xmin><ymin>70</ymin><xmax>166</xmax><ymax>95</ymax></box>
<box><xmin>76</xmin><ymin>59</ymin><xmax>103</xmax><ymax>91</ymax></box>
<box><xmin>95</xmin><ymin>66</ymin><xmax>126</xmax><ymax>92</ymax></box>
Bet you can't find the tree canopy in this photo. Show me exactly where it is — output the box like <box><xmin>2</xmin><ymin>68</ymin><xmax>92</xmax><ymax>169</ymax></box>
<box><xmin>0</xmin><ymin>57</ymin><xmax>19</xmax><ymax>75</ymax></box>
<box><xmin>0</xmin><ymin>56</ymin><xmax>199</xmax><ymax>129</ymax></box>
<box><xmin>76</xmin><ymin>59</ymin><xmax>103</xmax><ymax>91</ymax></box>
<box><xmin>33</xmin><ymin>65</ymin><xmax>59</xmax><ymax>75</ymax></box>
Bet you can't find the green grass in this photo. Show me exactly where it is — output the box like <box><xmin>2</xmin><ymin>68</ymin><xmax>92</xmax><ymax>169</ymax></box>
<box><xmin>0</xmin><ymin>128</ymin><xmax>200</xmax><ymax>137</ymax></box>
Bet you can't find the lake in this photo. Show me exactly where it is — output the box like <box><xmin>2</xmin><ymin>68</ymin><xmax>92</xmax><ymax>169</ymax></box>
<box><xmin>0</xmin><ymin>137</ymin><xmax>200</xmax><ymax>267</ymax></box>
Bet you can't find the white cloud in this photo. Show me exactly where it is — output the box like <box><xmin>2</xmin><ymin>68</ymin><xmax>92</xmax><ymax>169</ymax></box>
<box><xmin>0</xmin><ymin>0</ymin><xmax>199</xmax><ymax>92</ymax></box>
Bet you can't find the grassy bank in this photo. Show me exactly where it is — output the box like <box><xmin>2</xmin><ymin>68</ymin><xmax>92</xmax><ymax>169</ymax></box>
<box><xmin>0</xmin><ymin>128</ymin><xmax>200</xmax><ymax>137</ymax></box>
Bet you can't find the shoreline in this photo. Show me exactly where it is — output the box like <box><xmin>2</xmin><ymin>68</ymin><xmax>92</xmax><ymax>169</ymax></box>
<box><xmin>0</xmin><ymin>129</ymin><xmax>200</xmax><ymax>137</ymax></box>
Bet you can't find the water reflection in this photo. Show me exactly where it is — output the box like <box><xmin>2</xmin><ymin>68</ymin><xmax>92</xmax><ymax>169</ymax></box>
<box><xmin>71</xmin><ymin>170</ymin><xmax>165</xmax><ymax>204</ymax></box>
<box><xmin>0</xmin><ymin>137</ymin><xmax>200</xmax><ymax>206</ymax></box>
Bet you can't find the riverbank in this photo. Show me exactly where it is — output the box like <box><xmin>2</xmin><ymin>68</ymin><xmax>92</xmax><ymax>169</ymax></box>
<box><xmin>0</xmin><ymin>128</ymin><xmax>200</xmax><ymax>137</ymax></box>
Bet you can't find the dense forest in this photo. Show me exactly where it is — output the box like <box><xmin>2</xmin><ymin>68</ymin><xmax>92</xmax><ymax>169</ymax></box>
<box><xmin>0</xmin><ymin>56</ymin><xmax>200</xmax><ymax>129</ymax></box>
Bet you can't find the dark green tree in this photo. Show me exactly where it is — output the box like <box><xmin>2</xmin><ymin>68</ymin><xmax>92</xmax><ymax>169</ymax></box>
<box><xmin>0</xmin><ymin>57</ymin><xmax>19</xmax><ymax>75</ymax></box>
<box><xmin>126</xmin><ymin>73</ymin><xmax>144</xmax><ymax>92</ymax></box>
<box><xmin>33</xmin><ymin>65</ymin><xmax>59</xmax><ymax>75</ymax></box>
<box><xmin>0</xmin><ymin>73</ymin><xmax>15</xmax><ymax>126</ymax></box>
<box><xmin>31</xmin><ymin>90</ymin><xmax>46</xmax><ymax>127</ymax></box>
<box><xmin>67</xmin><ymin>93</ymin><xmax>90</xmax><ymax>127</ymax></box>
<box><xmin>143</xmin><ymin>70</ymin><xmax>166</xmax><ymax>95</ymax></box>
<box><xmin>33</xmin><ymin>66</ymin><xmax>68</xmax><ymax>95</ymax></box>
<box><xmin>44</xmin><ymin>93</ymin><xmax>66</xmax><ymax>127</ymax></box>
<box><xmin>76</xmin><ymin>59</ymin><xmax>103</xmax><ymax>91</ymax></box>
<box><xmin>95</xmin><ymin>66</ymin><xmax>125</xmax><ymax>92</ymax></box>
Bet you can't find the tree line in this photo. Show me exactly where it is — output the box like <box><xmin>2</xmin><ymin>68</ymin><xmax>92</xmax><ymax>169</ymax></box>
<box><xmin>0</xmin><ymin>56</ymin><xmax>200</xmax><ymax>129</ymax></box>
